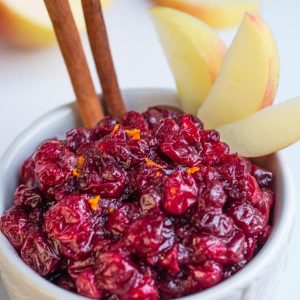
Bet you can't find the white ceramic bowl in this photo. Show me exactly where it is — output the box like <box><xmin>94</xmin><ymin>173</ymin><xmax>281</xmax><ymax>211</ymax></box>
<box><xmin>0</xmin><ymin>88</ymin><xmax>296</xmax><ymax>300</ymax></box>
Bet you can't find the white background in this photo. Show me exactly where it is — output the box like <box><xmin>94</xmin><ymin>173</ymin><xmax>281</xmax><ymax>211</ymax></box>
<box><xmin>0</xmin><ymin>0</ymin><xmax>299</xmax><ymax>299</ymax></box>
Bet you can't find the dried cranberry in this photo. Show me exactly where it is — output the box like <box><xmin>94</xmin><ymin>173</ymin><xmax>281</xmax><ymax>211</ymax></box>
<box><xmin>122</xmin><ymin>111</ymin><xmax>149</xmax><ymax>131</ymax></box>
<box><xmin>21</xmin><ymin>230</ymin><xmax>60</xmax><ymax>276</ymax></box>
<box><xmin>0</xmin><ymin>207</ymin><xmax>35</xmax><ymax>250</ymax></box>
<box><xmin>95</xmin><ymin>251</ymin><xmax>138</xmax><ymax>295</ymax></box>
<box><xmin>13</xmin><ymin>184</ymin><xmax>43</xmax><ymax>209</ymax></box>
<box><xmin>125</xmin><ymin>213</ymin><xmax>174</xmax><ymax>261</ymax></box>
<box><xmin>143</xmin><ymin>106</ymin><xmax>183</xmax><ymax>129</ymax></box>
<box><xmin>44</xmin><ymin>194</ymin><xmax>94</xmax><ymax>259</ymax></box>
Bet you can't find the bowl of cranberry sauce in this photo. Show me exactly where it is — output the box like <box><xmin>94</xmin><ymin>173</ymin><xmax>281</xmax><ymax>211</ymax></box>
<box><xmin>0</xmin><ymin>89</ymin><xmax>295</xmax><ymax>300</ymax></box>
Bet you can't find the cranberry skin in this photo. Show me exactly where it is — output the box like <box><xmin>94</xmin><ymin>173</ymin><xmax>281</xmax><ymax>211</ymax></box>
<box><xmin>34</xmin><ymin>140</ymin><xmax>76</xmax><ymax>193</ymax></box>
<box><xmin>255</xmin><ymin>188</ymin><xmax>274</xmax><ymax>222</ymax></box>
<box><xmin>20</xmin><ymin>156</ymin><xmax>36</xmax><ymax>186</ymax></box>
<box><xmin>123</xmin><ymin>111</ymin><xmax>149</xmax><ymax>131</ymax></box>
<box><xmin>44</xmin><ymin>194</ymin><xmax>94</xmax><ymax>260</ymax></box>
<box><xmin>125</xmin><ymin>213</ymin><xmax>175</xmax><ymax>259</ymax></box>
<box><xmin>158</xmin><ymin>244</ymin><xmax>181</xmax><ymax>275</ymax></box>
<box><xmin>120</xmin><ymin>273</ymin><xmax>158</xmax><ymax>300</ymax></box>
<box><xmin>163</xmin><ymin>171</ymin><xmax>197</xmax><ymax>215</ymax></box>
<box><xmin>0</xmin><ymin>207</ymin><xmax>35</xmax><ymax>250</ymax></box>
<box><xmin>190</xmin><ymin>234</ymin><xmax>227</xmax><ymax>264</ymax></box>
<box><xmin>107</xmin><ymin>203</ymin><xmax>140</xmax><ymax>235</ymax></box>
<box><xmin>228</xmin><ymin>202</ymin><xmax>266</xmax><ymax>236</ymax></box>
<box><xmin>143</xmin><ymin>106</ymin><xmax>183</xmax><ymax>129</ymax></box>
<box><xmin>192</xmin><ymin>211</ymin><xmax>235</xmax><ymax>238</ymax></box>
<box><xmin>76</xmin><ymin>268</ymin><xmax>103</xmax><ymax>299</ymax></box>
<box><xmin>251</xmin><ymin>164</ymin><xmax>273</xmax><ymax>188</ymax></box>
<box><xmin>21</xmin><ymin>230</ymin><xmax>60</xmax><ymax>276</ymax></box>
<box><xmin>58</xmin><ymin>275</ymin><xmax>76</xmax><ymax>292</ymax></box>
<box><xmin>66</xmin><ymin>127</ymin><xmax>97</xmax><ymax>154</ymax></box>
<box><xmin>79</xmin><ymin>160</ymin><xmax>127</xmax><ymax>198</ymax></box>
<box><xmin>68</xmin><ymin>256</ymin><xmax>95</xmax><ymax>280</ymax></box>
<box><xmin>198</xmin><ymin>181</ymin><xmax>227</xmax><ymax>209</ymax></box>
<box><xmin>95</xmin><ymin>251</ymin><xmax>138</xmax><ymax>295</ymax></box>
<box><xmin>188</xmin><ymin>260</ymin><xmax>223</xmax><ymax>289</ymax></box>
<box><xmin>139</xmin><ymin>188</ymin><xmax>162</xmax><ymax>213</ymax></box>
<box><xmin>13</xmin><ymin>184</ymin><xmax>42</xmax><ymax>209</ymax></box>
<box><xmin>94</xmin><ymin>116</ymin><xmax>119</xmax><ymax>137</ymax></box>
<box><xmin>157</xmin><ymin>118</ymin><xmax>202</xmax><ymax>167</ymax></box>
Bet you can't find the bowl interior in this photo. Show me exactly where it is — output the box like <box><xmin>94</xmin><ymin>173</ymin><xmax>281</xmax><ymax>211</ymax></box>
<box><xmin>0</xmin><ymin>88</ymin><xmax>293</xmax><ymax>300</ymax></box>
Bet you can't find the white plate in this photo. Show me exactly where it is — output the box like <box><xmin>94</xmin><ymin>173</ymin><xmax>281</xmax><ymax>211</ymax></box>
<box><xmin>0</xmin><ymin>279</ymin><xmax>9</xmax><ymax>299</ymax></box>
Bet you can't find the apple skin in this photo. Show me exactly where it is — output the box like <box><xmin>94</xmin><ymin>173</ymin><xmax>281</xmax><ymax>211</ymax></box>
<box><xmin>217</xmin><ymin>97</ymin><xmax>300</xmax><ymax>158</ymax></box>
<box><xmin>0</xmin><ymin>0</ymin><xmax>113</xmax><ymax>48</ymax></box>
<box><xmin>151</xmin><ymin>7</ymin><xmax>226</xmax><ymax>114</ymax></box>
<box><xmin>152</xmin><ymin>0</ymin><xmax>259</xmax><ymax>29</ymax></box>
<box><xmin>198</xmin><ymin>12</ymin><xmax>280</xmax><ymax>129</ymax></box>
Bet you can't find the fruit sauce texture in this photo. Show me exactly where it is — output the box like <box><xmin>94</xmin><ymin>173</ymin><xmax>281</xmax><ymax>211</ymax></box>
<box><xmin>0</xmin><ymin>106</ymin><xmax>274</xmax><ymax>300</ymax></box>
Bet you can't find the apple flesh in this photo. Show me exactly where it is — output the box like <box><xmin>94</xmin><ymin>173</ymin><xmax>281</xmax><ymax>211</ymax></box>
<box><xmin>151</xmin><ymin>7</ymin><xmax>226</xmax><ymax>114</ymax></box>
<box><xmin>217</xmin><ymin>97</ymin><xmax>300</xmax><ymax>157</ymax></box>
<box><xmin>0</xmin><ymin>0</ymin><xmax>112</xmax><ymax>48</ymax></box>
<box><xmin>198</xmin><ymin>12</ymin><xmax>280</xmax><ymax>129</ymax></box>
<box><xmin>152</xmin><ymin>0</ymin><xmax>259</xmax><ymax>29</ymax></box>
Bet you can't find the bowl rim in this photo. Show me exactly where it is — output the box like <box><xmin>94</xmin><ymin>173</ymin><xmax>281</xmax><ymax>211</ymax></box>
<box><xmin>0</xmin><ymin>88</ymin><xmax>296</xmax><ymax>300</ymax></box>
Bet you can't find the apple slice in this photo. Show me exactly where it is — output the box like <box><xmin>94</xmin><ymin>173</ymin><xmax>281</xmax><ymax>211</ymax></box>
<box><xmin>152</xmin><ymin>0</ymin><xmax>259</xmax><ymax>29</ymax></box>
<box><xmin>0</xmin><ymin>0</ymin><xmax>112</xmax><ymax>48</ymax></box>
<box><xmin>198</xmin><ymin>12</ymin><xmax>280</xmax><ymax>129</ymax></box>
<box><xmin>151</xmin><ymin>7</ymin><xmax>226</xmax><ymax>114</ymax></box>
<box><xmin>217</xmin><ymin>97</ymin><xmax>300</xmax><ymax>157</ymax></box>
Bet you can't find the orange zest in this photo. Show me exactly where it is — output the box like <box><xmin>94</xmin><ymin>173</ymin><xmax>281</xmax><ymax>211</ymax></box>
<box><xmin>72</xmin><ymin>168</ymin><xmax>80</xmax><ymax>177</ymax></box>
<box><xmin>109</xmin><ymin>207</ymin><xmax>115</xmax><ymax>214</ymax></box>
<box><xmin>125</xmin><ymin>128</ymin><xmax>141</xmax><ymax>140</ymax></box>
<box><xmin>88</xmin><ymin>195</ymin><xmax>101</xmax><ymax>211</ymax></box>
<box><xmin>170</xmin><ymin>187</ymin><xmax>177</xmax><ymax>195</ymax></box>
<box><xmin>113</xmin><ymin>124</ymin><xmax>120</xmax><ymax>132</ymax></box>
<box><xmin>145</xmin><ymin>158</ymin><xmax>163</xmax><ymax>169</ymax></box>
<box><xmin>77</xmin><ymin>156</ymin><xmax>85</xmax><ymax>169</ymax></box>
<box><xmin>187</xmin><ymin>166</ymin><xmax>200</xmax><ymax>174</ymax></box>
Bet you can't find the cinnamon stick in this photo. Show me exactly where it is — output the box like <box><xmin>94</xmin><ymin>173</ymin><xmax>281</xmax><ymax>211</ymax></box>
<box><xmin>44</xmin><ymin>0</ymin><xmax>104</xmax><ymax>128</ymax></box>
<box><xmin>81</xmin><ymin>0</ymin><xmax>126</xmax><ymax>120</ymax></box>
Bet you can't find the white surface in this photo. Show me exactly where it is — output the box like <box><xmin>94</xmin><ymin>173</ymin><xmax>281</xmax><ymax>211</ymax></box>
<box><xmin>0</xmin><ymin>0</ymin><xmax>299</xmax><ymax>299</ymax></box>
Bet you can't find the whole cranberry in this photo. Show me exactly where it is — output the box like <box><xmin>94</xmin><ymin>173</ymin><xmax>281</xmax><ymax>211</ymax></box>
<box><xmin>107</xmin><ymin>203</ymin><xmax>140</xmax><ymax>235</ymax></box>
<box><xmin>125</xmin><ymin>213</ymin><xmax>174</xmax><ymax>260</ymax></box>
<box><xmin>0</xmin><ymin>206</ymin><xmax>35</xmax><ymax>250</ymax></box>
<box><xmin>94</xmin><ymin>116</ymin><xmax>119</xmax><ymax>138</ymax></box>
<box><xmin>163</xmin><ymin>171</ymin><xmax>197</xmax><ymax>215</ymax></box>
<box><xmin>79</xmin><ymin>158</ymin><xmax>127</xmax><ymax>198</ymax></box>
<box><xmin>13</xmin><ymin>184</ymin><xmax>43</xmax><ymax>209</ymax></box>
<box><xmin>44</xmin><ymin>194</ymin><xmax>94</xmax><ymax>259</ymax></box>
<box><xmin>142</xmin><ymin>106</ymin><xmax>183</xmax><ymax>129</ymax></box>
<box><xmin>95</xmin><ymin>251</ymin><xmax>138</xmax><ymax>295</ymax></box>
<box><xmin>228</xmin><ymin>202</ymin><xmax>266</xmax><ymax>236</ymax></box>
<box><xmin>21</xmin><ymin>230</ymin><xmax>60</xmax><ymax>276</ymax></box>
<box><xmin>198</xmin><ymin>181</ymin><xmax>227</xmax><ymax>209</ymax></box>
<box><xmin>76</xmin><ymin>268</ymin><xmax>103</xmax><ymax>299</ymax></box>
<box><xmin>66</xmin><ymin>127</ymin><xmax>97</xmax><ymax>154</ymax></box>
<box><xmin>192</xmin><ymin>211</ymin><xmax>235</xmax><ymax>237</ymax></box>
<box><xmin>122</xmin><ymin>111</ymin><xmax>149</xmax><ymax>131</ymax></box>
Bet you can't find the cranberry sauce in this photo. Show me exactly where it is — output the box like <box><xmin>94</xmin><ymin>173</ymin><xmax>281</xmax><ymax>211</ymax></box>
<box><xmin>0</xmin><ymin>106</ymin><xmax>274</xmax><ymax>299</ymax></box>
